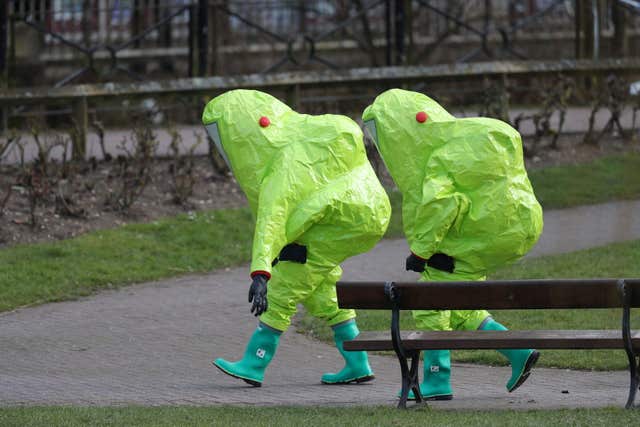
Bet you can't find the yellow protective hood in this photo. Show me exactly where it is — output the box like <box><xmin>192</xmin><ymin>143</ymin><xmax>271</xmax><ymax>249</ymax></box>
<box><xmin>363</xmin><ymin>88</ymin><xmax>543</xmax><ymax>277</ymax></box>
<box><xmin>202</xmin><ymin>90</ymin><xmax>292</xmax><ymax>206</ymax></box>
<box><xmin>203</xmin><ymin>89</ymin><xmax>390</xmax><ymax>276</ymax></box>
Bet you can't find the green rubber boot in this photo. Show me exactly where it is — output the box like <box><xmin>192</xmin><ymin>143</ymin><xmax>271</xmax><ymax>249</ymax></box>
<box><xmin>321</xmin><ymin>320</ymin><xmax>375</xmax><ymax>384</ymax></box>
<box><xmin>213</xmin><ymin>323</ymin><xmax>281</xmax><ymax>387</ymax></box>
<box><xmin>480</xmin><ymin>317</ymin><xmax>540</xmax><ymax>392</ymax></box>
<box><xmin>402</xmin><ymin>349</ymin><xmax>453</xmax><ymax>401</ymax></box>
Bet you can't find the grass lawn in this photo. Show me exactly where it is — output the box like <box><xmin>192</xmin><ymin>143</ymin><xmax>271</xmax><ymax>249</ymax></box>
<box><xmin>0</xmin><ymin>209</ymin><xmax>254</xmax><ymax>312</ymax></box>
<box><xmin>0</xmin><ymin>406</ymin><xmax>636</xmax><ymax>427</ymax></box>
<box><xmin>1</xmin><ymin>153</ymin><xmax>639</xmax><ymax>314</ymax></box>
<box><xmin>527</xmin><ymin>152</ymin><xmax>640</xmax><ymax>209</ymax></box>
<box><xmin>299</xmin><ymin>238</ymin><xmax>640</xmax><ymax>370</ymax></box>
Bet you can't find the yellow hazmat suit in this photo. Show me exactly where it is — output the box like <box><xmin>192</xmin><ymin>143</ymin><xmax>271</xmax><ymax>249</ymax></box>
<box><xmin>363</xmin><ymin>88</ymin><xmax>543</xmax><ymax>397</ymax></box>
<box><xmin>204</xmin><ymin>89</ymin><xmax>390</xmax><ymax>386</ymax></box>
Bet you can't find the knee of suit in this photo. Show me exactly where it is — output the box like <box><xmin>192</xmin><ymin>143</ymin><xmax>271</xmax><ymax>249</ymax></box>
<box><xmin>412</xmin><ymin>309</ymin><xmax>490</xmax><ymax>331</ymax></box>
<box><xmin>412</xmin><ymin>310</ymin><xmax>453</xmax><ymax>331</ymax></box>
<box><xmin>259</xmin><ymin>299</ymin><xmax>295</xmax><ymax>332</ymax></box>
<box><xmin>451</xmin><ymin>310</ymin><xmax>491</xmax><ymax>331</ymax></box>
<box><xmin>261</xmin><ymin>260</ymin><xmax>344</xmax><ymax>332</ymax></box>
<box><xmin>414</xmin><ymin>270</ymin><xmax>488</xmax><ymax>331</ymax></box>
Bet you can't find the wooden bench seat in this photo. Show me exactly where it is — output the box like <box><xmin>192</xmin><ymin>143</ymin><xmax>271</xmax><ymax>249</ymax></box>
<box><xmin>345</xmin><ymin>330</ymin><xmax>640</xmax><ymax>351</ymax></box>
<box><xmin>336</xmin><ymin>279</ymin><xmax>640</xmax><ymax>409</ymax></box>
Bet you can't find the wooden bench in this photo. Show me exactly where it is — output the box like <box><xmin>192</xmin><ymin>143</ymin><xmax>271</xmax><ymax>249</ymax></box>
<box><xmin>336</xmin><ymin>279</ymin><xmax>640</xmax><ymax>409</ymax></box>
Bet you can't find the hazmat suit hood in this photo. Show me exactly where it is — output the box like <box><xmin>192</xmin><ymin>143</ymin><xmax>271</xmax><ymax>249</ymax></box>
<box><xmin>362</xmin><ymin>88</ymin><xmax>542</xmax><ymax>278</ymax></box>
<box><xmin>202</xmin><ymin>89</ymin><xmax>390</xmax><ymax>278</ymax></box>
<box><xmin>202</xmin><ymin>89</ymin><xmax>293</xmax><ymax>207</ymax></box>
<box><xmin>362</xmin><ymin>88</ymin><xmax>455</xmax><ymax>195</ymax></box>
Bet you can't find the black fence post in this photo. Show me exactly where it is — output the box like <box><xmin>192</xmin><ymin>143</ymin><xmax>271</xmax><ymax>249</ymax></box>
<box><xmin>131</xmin><ymin>0</ymin><xmax>142</xmax><ymax>49</ymax></box>
<box><xmin>612</xmin><ymin>0</ymin><xmax>628</xmax><ymax>57</ymax></box>
<box><xmin>297</xmin><ymin>0</ymin><xmax>306</xmax><ymax>33</ymax></box>
<box><xmin>402</xmin><ymin>0</ymin><xmax>412</xmax><ymax>65</ymax></box>
<box><xmin>198</xmin><ymin>0</ymin><xmax>208</xmax><ymax>76</ymax></box>
<box><xmin>188</xmin><ymin>4</ymin><xmax>195</xmax><ymax>77</ymax></box>
<box><xmin>208</xmin><ymin>1</ymin><xmax>220</xmax><ymax>75</ymax></box>
<box><xmin>0</xmin><ymin>1</ymin><xmax>8</xmax><ymax>133</ymax></box>
<box><xmin>394</xmin><ymin>0</ymin><xmax>405</xmax><ymax>65</ymax></box>
<box><xmin>0</xmin><ymin>1</ymin><xmax>7</xmax><ymax>77</ymax></box>
<box><xmin>385</xmin><ymin>0</ymin><xmax>393</xmax><ymax>66</ymax></box>
<box><xmin>575</xmin><ymin>0</ymin><xmax>584</xmax><ymax>58</ymax></box>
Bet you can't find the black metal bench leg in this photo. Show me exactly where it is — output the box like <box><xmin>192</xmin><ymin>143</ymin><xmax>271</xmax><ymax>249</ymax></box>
<box><xmin>618</xmin><ymin>279</ymin><xmax>639</xmax><ymax>409</ymax></box>
<box><xmin>397</xmin><ymin>350</ymin><xmax>422</xmax><ymax>409</ymax></box>
<box><xmin>625</xmin><ymin>354</ymin><xmax>639</xmax><ymax>409</ymax></box>
<box><xmin>409</xmin><ymin>350</ymin><xmax>424</xmax><ymax>405</ymax></box>
<box><xmin>397</xmin><ymin>352</ymin><xmax>411</xmax><ymax>409</ymax></box>
<box><xmin>385</xmin><ymin>281</ymin><xmax>425</xmax><ymax>409</ymax></box>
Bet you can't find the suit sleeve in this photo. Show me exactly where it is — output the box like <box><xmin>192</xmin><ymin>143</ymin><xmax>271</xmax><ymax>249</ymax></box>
<box><xmin>249</xmin><ymin>157</ymin><xmax>320</xmax><ymax>278</ymax></box>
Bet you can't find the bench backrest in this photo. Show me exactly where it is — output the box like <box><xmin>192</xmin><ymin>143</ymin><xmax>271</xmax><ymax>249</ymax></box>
<box><xmin>336</xmin><ymin>279</ymin><xmax>640</xmax><ymax>310</ymax></box>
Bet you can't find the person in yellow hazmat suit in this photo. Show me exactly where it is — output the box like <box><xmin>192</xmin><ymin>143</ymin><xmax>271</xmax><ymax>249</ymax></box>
<box><xmin>362</xmin><ymin>88</ymin><xmax>543</xmax><ymax>400</ymax></box>
<box><xmin>203</xmin><ymin>89</ymin><xmax>391</xmax><ymax>387</ymax></box>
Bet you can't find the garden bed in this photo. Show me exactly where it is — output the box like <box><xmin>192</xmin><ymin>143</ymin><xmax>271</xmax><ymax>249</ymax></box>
<box><xmin>0</xmin><ymin>129</ymin><xmax>638</xmax><ymax>248</ymax></box>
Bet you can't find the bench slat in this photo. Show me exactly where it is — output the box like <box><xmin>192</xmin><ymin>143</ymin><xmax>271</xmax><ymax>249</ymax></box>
<box><xmin>336</xmin><ymin>279</ymin><xmax>640</xmax><ymax>310</ymax></box>
<box><xmin>343</xmin><ymin>330</ymin><xmax>640</xmax><ymax>351</ymax></box>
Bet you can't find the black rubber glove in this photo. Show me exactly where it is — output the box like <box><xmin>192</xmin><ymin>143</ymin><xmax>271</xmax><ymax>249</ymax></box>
<box><xmin>405</xmin><ymin>253</ymin><xmax>427</xmax><ymax>273</ymax></box>
<box><xmin>248</xmin><ymin>274</ymin><xmax>269</xmax><ymax>316</ymax></box>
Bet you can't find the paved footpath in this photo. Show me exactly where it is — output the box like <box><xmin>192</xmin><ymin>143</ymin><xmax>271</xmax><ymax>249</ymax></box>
<box><xmin>1</xmin><ymin>200</ymin><xmax>640</xmax><ymax>409</ymax></box>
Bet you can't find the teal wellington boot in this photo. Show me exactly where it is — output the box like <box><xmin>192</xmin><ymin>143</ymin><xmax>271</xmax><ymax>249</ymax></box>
<box><xmin>480</xmin><ymin>317</ymin><xmax>540</xmax><ymax>392</ymax></box>
<box><xmin>321</xmin><ymin>320</ymin><xmax>375</xmax><ymax>384</ymax></box>
<box><xmin>213</xmin><ymin>323</ymin><xmax>281</xmax><ymax>387</ymax></box>
<box><xmin>402</xmin><ymin>349</ymin><xmax>453</xmax><ymax>401</ymax></box>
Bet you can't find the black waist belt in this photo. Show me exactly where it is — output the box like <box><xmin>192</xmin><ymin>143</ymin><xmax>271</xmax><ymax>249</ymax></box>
<box><xmin>272</xmin><ymin>243</ymin><xmax>308</xmax><ymax>266</ymax></box>
<box><xmin>427</xmin><ymin>253</ymin><xmax>455</xmax><ymax>273</ymax></box>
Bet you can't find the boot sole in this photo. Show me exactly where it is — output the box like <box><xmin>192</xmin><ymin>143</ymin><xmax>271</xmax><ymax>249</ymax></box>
<box><xmin>508</xmin><ymin>350</ymin><xmax>540</xmax><ymax>393</ymax></box>
<box><xmin>212</xmin><ymin>361</ymin><xmax>262</xmax><ymax>387</ymax></box>
<box><xmin>406</xmin><ymin>393</ymin><xmax>453</xmax><ymax>402</ymax></box>
<box><xmin>427</xmin><ymin>394</ymin><xmax>453</xmax><ymax>401</ymax></box>
<box><xmin>321</xmin><ymin>374</ymin><xmax>375</xmax><ymax>385</ymax></box>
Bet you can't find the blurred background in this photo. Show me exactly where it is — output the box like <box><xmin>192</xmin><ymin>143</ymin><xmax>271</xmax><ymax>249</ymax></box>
<box><xmin>0</xmin><ymin>0</ymin><xmax>639</xmax><ymax>247</ymax></box>
<box><xmin>2</xmin><ymin>1</ymin><xmax>639</xmax><ymax>124</ymax></box>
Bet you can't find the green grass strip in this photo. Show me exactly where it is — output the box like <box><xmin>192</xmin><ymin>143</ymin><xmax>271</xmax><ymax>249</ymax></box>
<box><xmin>0</xmin><ymin>406</ymin><xmax>636</xmax><ymax>426</ymax></box>
<box><xmin>0</xmin><ymin>209</ymin><xmax>254</xmax><ymax>312</ymax></box>
<box><xmin>528</xmin><ymin>152</ymin><xmax>640</xmax><ymax>209</ymax></box>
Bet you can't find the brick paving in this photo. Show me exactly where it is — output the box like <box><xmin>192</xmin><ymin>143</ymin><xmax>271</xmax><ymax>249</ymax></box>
<box><xmin>1</xmin><ymin>201</ymin><xmax>639</xmax><ymax>408</ymax></box>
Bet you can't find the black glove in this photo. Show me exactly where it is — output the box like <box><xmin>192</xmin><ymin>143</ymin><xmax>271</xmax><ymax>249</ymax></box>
<box><xmin>248</xmin><ymin>274</ymin><xmax>269</xmax><ymax>316</ymax></box>
<box><xmin>405</xmin><ymin>253</ymin><xmax>427</xmax><ymax>273</ymax></box>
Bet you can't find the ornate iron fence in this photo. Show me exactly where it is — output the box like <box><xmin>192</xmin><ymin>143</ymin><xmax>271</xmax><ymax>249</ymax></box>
<box><xmin>5</xmin><ymin>0</ymin><xmax>638</xmax><ymax>87</ymax></box>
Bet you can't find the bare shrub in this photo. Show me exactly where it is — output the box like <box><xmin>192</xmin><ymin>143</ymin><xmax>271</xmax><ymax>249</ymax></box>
<box><xmin>167</xmin><ymin>124</ymin><xmax>202</xmax><ymax>206</ymax></box>
<box><xmin>584</xmin><ymin>75</ymin><xmax>628</xmax><ymax>145</ymax></box>
<box><xmin>479</xmin><ymin>77</ymin><xmax>510</xmax><ymax>124</ymax></box>
<box><xmin>514</xmin><ymin>75</ymin><xmax>575</xmax><ymax>157</ymax></box>
<box><xmin>14</xmin><ymin>121</ymin><xmax>69</xmax><ymax>227</ymax></box>
<box><xmin>0</xmin><ymin>130</ymin><xmax>19</xmax><ymax>216</ymax></box>
<box><xmin>105</xmin><ymin>116</ymin><xmax>158</xmax><ymax>212</ymax></box>
<box><xmin>55</xmin><ymin>179</ymin><xmax>87</xmax><ymax>219</ymax></box>
<box><xmin>90</xmin><ymin>118</ymin><xmax>112</xmax><ymax>161</ymax></box>
<box><xmin>21</xmin><ymin>162</ymin><xmax>50</xmax><ymax>228</ymax></box>
<box><xmin>630</xmin><ymin>88</ymin><xmax>640</xmax><ymax>143</ymax></box>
